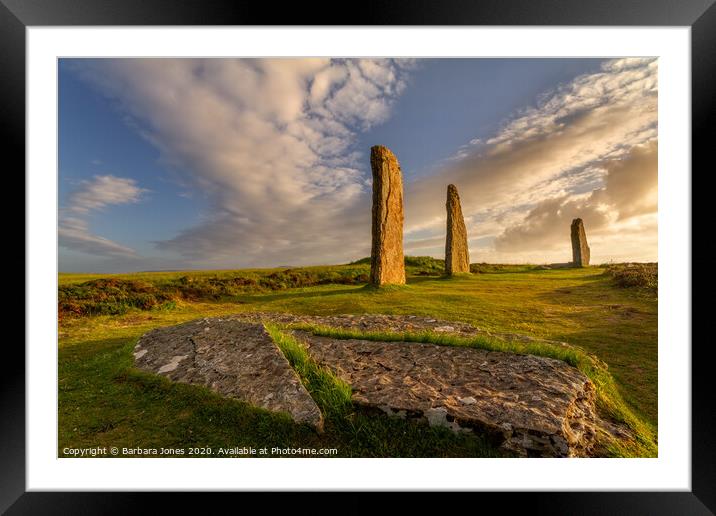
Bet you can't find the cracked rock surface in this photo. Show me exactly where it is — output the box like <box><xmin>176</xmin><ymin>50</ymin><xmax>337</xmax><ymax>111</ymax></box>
<box><xmin>134</xmin><ymin>318</ymin><xmax>323</xmax><ymax>431</ymax></box>
<box><xmin>292</xmin><ymin>331</ymin><xmax>600</xmax><ymax>457</ymax></box>
<box><xmin>230</xmin><ymin>312</ymin><xmax>606</xmax><ymax>367</ymax></box>
<box><xmin>135</xmin><ymin>313</ymin><xmax>616</xmax><ymax>456</ymax></box>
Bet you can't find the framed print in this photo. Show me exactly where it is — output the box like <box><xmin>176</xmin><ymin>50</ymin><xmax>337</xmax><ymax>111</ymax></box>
<box><xmin>6</xmin><ymin>0</ymin><xmax>714</xmax><ymax>512</ymax></box>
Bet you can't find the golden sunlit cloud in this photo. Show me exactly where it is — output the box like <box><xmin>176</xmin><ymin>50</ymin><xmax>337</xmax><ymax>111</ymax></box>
<box><xmin>68</xmin><ymin>57</ymin><xmax>657</xmax><ymax>267</ymax></box>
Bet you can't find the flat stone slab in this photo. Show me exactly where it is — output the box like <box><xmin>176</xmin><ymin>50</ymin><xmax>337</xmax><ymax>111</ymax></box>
<box><xmin>231</xmin><ymin>313</ymin><xmax>606</xmax><ymax>367</ymax></box>
<box><xmin>135</xmin><ymin>313</ymin><xmax>615</xmax><ymax>457</ymax></box>
<box><xmin>291</xmin><ymin>331</ymin><xmax>600</xmax><ymax>457</ymax></box>
<box><xmin>233</xmin><ymin>312</ymin><xmax>484</xmax><ymax>334</ymax></box>
<box><xmin>134</xmin><ymin>318</ymin><xmax>323</xmax><ymax>431</ymax></box>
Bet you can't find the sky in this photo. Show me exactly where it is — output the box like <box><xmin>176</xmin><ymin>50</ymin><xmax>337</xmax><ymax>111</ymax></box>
<box><xmin>58</xmin><ymin>58</ymin><xmax>657</xmax><ymax>273</ymax></box>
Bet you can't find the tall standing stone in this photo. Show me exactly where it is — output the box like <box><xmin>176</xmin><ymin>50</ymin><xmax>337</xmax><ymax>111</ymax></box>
<box><xmin>445</xmin><ymin>184</ymin><xmax>470</xmax><ymax>274</ymax></box>
<box><xmin>370</xmin><ymin>145</ymin><xmax>406</xmax><ymax>286</ymax></box>
<box><xmin>571</xmin><ymin>218</ymin><xmax>590</xmax><ymax>267</ymax></box>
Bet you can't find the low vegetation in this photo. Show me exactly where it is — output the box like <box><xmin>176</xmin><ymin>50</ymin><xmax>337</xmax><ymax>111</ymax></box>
<box><xmin>59</xmin><ymin>262</ymin><xmax>658</xmax><ymax>457</ymax></box>
<box><xmin>603</xmin><ymin>263</ymin><xmax>658</xmax><ymax>292</ymax></box>
<box><xmin>58</xmin><ymin>258</ymin><xmax>574</xmax><ymax>319</ymax></box>
<box><xmin>59</xmin><ymin>266</ymin><xmax>371</xmax><ymax>319</ymax></box>
<box><xmin>265</xmin><ymin>324</ymin><xmax>353</xmax><ymax>420</ymax></box>
<box><xmin>470</xmin><ymin>262</ymin><xmax>534</xmax><ymax>274</ymax></box>
<box><xmin>59</xmin><ymin>328</ymin><xmax>502</xmax><ymax>458</ymax></box>
<box><xmin>60</xmin><ymin>258</ymin><xmax>456</xmax><ymax>319</ymax></box>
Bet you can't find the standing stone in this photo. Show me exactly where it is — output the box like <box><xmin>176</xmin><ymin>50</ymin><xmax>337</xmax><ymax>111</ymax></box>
<box><xmin>445</xmin><ymin>184</ymin><xmax>470</xmax><ymax>274</ymax></box>
<box><xmin>370</xmin><ymin>145</ymin><xmax>406</xmax><ymax>286</ymax></box>
<box><xmin>571</xmin><ymin>218</ymin><xmax>590</xmax><ymax>267</ymax></box>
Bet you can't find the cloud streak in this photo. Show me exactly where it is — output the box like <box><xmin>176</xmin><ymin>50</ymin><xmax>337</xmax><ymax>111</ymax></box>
<box><xmin>73</xmin><ymin>58</ymin><xmax>414</xmax><ymax>267</ymax></box>
<box><xmin>59</xmin><ymin>175</ymin><xmax>146</xmax><ymax>257</ymax></box>
<box><xmin>402</xmin><ymin>57</ymin><xmax>658</xmax><ymax>263</ymax></box>
<box><xmin>68</xmin><ymin>57</ymin><xmax>658</xmax><ymax>268</ymax></box>
<box><xmin>494</xmin><ymin>140</ymin><xmax>657</xmax><ymax>252</ymax></box>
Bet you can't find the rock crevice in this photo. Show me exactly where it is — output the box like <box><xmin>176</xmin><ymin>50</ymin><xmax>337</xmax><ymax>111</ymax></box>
<box><xmin>135</xmin><ymin>313</ymin><xmax>619</xmax><ymax>457</ymax></box>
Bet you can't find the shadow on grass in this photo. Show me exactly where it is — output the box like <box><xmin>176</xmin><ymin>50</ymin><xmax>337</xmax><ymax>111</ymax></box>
<box><xmin>407</xmin><ymin>274</ymin><xmax>464</xmax><ymax>284</ymax></box>
<box><xmin>405</xmin><ymin>274</ymin><xmax>444</xmax><ymax>284</ymax></box>
<box><xmin>535</xmin><ymin>273</ymin><xmax>655</xmax><ymax>309</ymax></box>
<box><xmin>59</xmin><ymin>336</ymin><xmax>327</xmax><ymax>454</ymax></box>
<box><xmin>234</xmin><ymin>279</ymin><xmax>437</xmax><ymax>303</ymax></box>
<box><xmin>232</xmin><ymin>286</ymin><xmax>365</xmax><ymax>304</ymax></box>
<box><xmin>59</xmin><ymin>335</ymin><xmax>505</xmax><ymax>458</ymax></box>
<box><xmin>532</xmin><ymin>276</ymin><xmax>658</xmax><ymax>429</ymax></box>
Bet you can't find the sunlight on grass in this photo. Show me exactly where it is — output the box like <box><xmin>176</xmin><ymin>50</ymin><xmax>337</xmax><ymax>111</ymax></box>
<box><xmin>58</xmin><ymin>262</ymin><xmax>657</xmax><ymax>457</ymax></box>
<box><xmin>265</xmin><ymin>324</ymin><xmax>352</xmax><ymax>419</ymax></box>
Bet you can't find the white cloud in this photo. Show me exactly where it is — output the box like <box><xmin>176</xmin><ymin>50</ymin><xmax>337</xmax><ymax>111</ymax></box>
<box><xmin>72</xmin><ymin>58</ymin><xmax>413</xmax><ymax>267</ymax></box>
<box><xmin>66</xmin><ymin>174</ymin><xmax>146</xmax><ymax>214</ymax></box>
<box><xmin>68</xmin><ymin>57</ymin><xmax>658</xmax><ymax>269</ymax></box>
<box><xmin>402</xmin><ymin>57</ymin><xmax>658</xmax><ymax>264</ymax></box>
<box><xmin>59</xmin><ymin>217</ymin><xmax>137</xmax><ymax>257</ymax></box>
<box><xmin>493</xmin><ymin>141</ymin><xmax>657</xmax><ymax>255</ymax></box>
<box><xmin>59</xmin><ymin>175</ymin><xmax>146</xmax><ymax>257</ymax></box>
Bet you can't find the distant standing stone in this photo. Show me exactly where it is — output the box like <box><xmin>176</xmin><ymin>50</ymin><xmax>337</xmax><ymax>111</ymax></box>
<box><xmin>571</xmin><ymin>218</ymin><xmax>590</xmax><ymax>267</ymax></box>
<box><xmin>370</xmin><ymin>145</ymin><xmax>406</xmax><ymax>285</ymax></box>
<box><xmin>445</xmin><ymin>184</ymin><xmax>470</xmax><ymax>274</ymax></box>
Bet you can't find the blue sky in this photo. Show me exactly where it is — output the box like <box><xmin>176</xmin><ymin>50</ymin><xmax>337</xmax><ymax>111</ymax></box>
<box><xmin>59</xmin><ymin>58</ymin><xmax>657</xmax><ymax>272</ymax></box>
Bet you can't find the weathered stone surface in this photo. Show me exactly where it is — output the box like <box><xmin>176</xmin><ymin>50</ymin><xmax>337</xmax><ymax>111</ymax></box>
<box><xmin>291</xmin><ymin>331</ymin><xmax>601</xmax><ymax>457</ymax></box>
<box><xmin>230</xmin><ymin>312</ymin><xmax>604</xmax><ymax>364</ymax></box>
<box><xmin>571</xmin><ymin>218</ymin><xmax>590</xmax><ymax>267</ymax></box>
<box><xmin>445</xmin><ymin>184</ymin><xmax>470</xmax><ymax>274</ymax></box>
<box><xmin>134</xmin><ymin>313</ymin><xmax>622</xmax><ymax>456</ymax></box>
<box><xmin>370</xmin><ymin>145</ymin><xmax>405</xmax><ymax>286</ymax></box>
<box><xmin>134</xmin><ymin>318</ymin><xmax>323</xmax><ymax>431</ymax></box>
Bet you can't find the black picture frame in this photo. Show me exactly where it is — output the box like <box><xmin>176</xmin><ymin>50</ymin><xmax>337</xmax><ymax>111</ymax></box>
<box><xmin>5</xmin><ymin>0</ymin><xmax>714</xmax><ymax>512</ymax></box>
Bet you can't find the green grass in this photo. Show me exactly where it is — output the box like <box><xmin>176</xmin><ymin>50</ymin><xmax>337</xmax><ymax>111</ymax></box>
<box><xmin>287</xmin><ymin>324</ymin><xmax>585</xmax><ymax>367</ymax></box>
<box><xmin>59</xmin><ymin>332</ymin><xmax>502</xmax><ymax>457</ymax></box>
<box><xmin>59</xmin><ymin>261</ymin><xmax>657</xmax><ymax>457</ymax></box>
<box><xmin>59</xmin><ymin>337</ymin><xmax>310</xmax><ymax>456</ymax></box>
<box><xmin>265</xmin><ymin>324</ymin><xmax>353</xmax><ymax>419</ymax></box>
<box><xmin>58</xmin><ymin>257</ymin><xmax>459</xmax><ymax>318</ymax></box>
<box><xmin>264</xmin><ymin>324</ymin><xmax>500</xmax><ymax>454</ymax></box>
<box><xmin>58</xmin><ymin>265</ymin><xmax>372</xmax><ymax>318</ymax></box>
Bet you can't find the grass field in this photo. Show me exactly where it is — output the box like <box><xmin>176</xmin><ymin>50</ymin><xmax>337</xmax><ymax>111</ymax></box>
<box><xmin>58</xmin><ymin>259</ymin><xmax>657</xmax><ymax>457</ymax></box>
